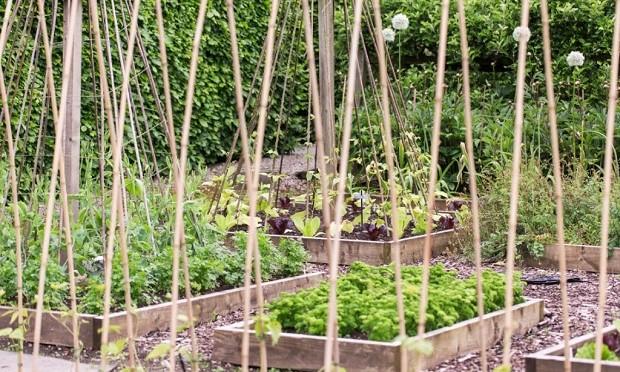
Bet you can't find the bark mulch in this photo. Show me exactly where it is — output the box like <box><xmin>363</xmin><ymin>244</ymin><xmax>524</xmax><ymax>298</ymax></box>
<box><xmin>4</xmin><ymin>255</ymin><xmax>619</xmax><ymax>371</ymax></box>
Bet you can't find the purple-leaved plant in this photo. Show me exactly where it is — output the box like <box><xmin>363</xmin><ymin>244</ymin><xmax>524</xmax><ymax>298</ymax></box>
<box><xmin>268</xmin><ymin>216</ymin><xmax>292</xmax><ymax>235</ymax></box>
<box><xmin>364</xmin><ymin>223</ymin><xmax>387</xmax><ymax>240</ymax></box>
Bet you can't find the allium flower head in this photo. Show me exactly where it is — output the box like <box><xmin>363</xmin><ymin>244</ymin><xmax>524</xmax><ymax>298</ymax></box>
<box><xmin>391</xmin><ymin>13</ymin><xmax>409</xmax><ymax>31</ymax></box>
<box><xmin>512</xmin><ymin>26</ymin><xmax>531</xmax><ymax>42</ymax></box>
<box><xmin>566</xmin><ymin>51</ymin><xmax>585</xmax><ymax>67</ymax></box>
<box><xmin>382</xmin><ymin>27</ymin><xmax>396</xmax><ymax>43</ymax></box>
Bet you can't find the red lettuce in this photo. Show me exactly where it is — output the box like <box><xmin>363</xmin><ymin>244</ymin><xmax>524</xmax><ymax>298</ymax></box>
<box><xmin>364</xmin><ymin>223</ymin><xmax>387</xmax><ymax>241</ymax></box>
<box><xmin>437</xmin><ymin>215</ymin><xmax>456</xmax><ymax>230</ymax></box>
<box><xmin>268</xmin><ymin>217</ymin><xmax>292</xmax><ymax>235</ymax></box>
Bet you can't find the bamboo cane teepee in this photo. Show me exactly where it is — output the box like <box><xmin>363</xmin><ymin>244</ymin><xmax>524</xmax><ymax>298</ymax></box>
<box><xmin>1</xmin><ymin>0</ymin><xmax>619</xmax><ymax>371</ymax></box>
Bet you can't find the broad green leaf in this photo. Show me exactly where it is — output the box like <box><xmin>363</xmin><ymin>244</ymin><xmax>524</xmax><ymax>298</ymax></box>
<box><xmin>267</xmin><ymin>318</ymin><xmax>282</xmax><ymax>346</ymax></box>
<box><xmin>395</xmin><ymin>208</ymin><xmax>413</xmax><ymax>238</ymax></box>
<box><xmin>146</xmin><ymin>342</ymin><xmax>172</xmax><ymax>360</ymax></box>
<box><xmin>341</xmin><ymin>220</ymin><xmax>355</xmax><ymax>234</ymax></box>
<box><xmin>214</xmin><ymin>214</ymin><xmax>235</xmax><ymax>231</ymax></box>
<box><xmin>291</xmin><ymin>211</ymin><xmax>307</xmax><ymax>232</ymax></box>
<box><xmin>10</xmin><ymin>310</ymin><xmax>19</xmax><ymax>325</ymax></box>
<box><xmin>0</xmin><ymin>328</ymin><xmax>12</xmax><ymax>337</ymax></box>
<box><xmin>254</xmin><ymin>317</ymin><xmax>265</xmax><ymax>339</ymax></box>
<box><xmin>103</xmin><ymin>339</ymin><xmax>127</xmax><ymax>357</ymax></box>
<box><xmin>303</xmin><ymin>217</ymin><xmax>321</xmax><ymax>237</ymax></box>
<box><xmin>9</xmin><ymin>327</ymin><xmax>23</xmax><ymax>340</ymax></box>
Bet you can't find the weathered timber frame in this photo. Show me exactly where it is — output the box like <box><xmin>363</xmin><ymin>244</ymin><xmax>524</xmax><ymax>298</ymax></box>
<box><xmin>529</xmin><ymin>244</ymin><xmax>620</xmax><ymax>274</ymax></box>
<box><xmin>213</xmin><ymin>298</ymin><xmax>544</xmax><ymax>371</ymax></box>
<box><xmin>0</xmin><ymin>272</ymin><xmax>325</xmax><ymax>349</ymax></box>
<box><xmin>525</xmin><ymin>325</ymin><xmax>620</xmax><ymax>372</ymax></box>
<box><xmin>268</xmin><ymin>229</ymin><xmax>457</xmax><ymax>265</ymax></box>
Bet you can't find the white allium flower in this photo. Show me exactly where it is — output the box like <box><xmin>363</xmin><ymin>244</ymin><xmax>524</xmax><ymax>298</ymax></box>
<box><xmin>382</xmin><ymin>27</ymin><xmax>396</xmax><ymax>43</ymax></box>
<box><xmin>566</xmin><ymin>51</ymin><xmax>585</xmax><ymax>67</ymax></box>
<box><xmin>391</xmin><ymin>13</ymin><xmax>409</xmax><ymax>31</ymax></box>
<box><xmin>512</xmin><ymin>26</ymin><xmax>531</xmax><ymax>42</ymax></box>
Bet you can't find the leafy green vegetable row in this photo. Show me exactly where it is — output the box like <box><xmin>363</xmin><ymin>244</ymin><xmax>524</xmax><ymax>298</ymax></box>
<box><xmin>0</xmin><ymin>220</ymin><xmax>307</xmax><ymax>314</ymax></box>
<box><xmin>268</xmin><ymin>262</ymin><xmax>524</xmax><ymax>341</ymax></box>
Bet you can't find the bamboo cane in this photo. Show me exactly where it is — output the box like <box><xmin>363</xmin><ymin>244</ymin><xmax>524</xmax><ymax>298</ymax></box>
<box><xmin>415</xmin><ymin>1</ymin><xmax>450</xmax><ymax>370</ymax></box>
<box><xmin>593</xmin><ymin>0</ymin><xmax>620</xmax><ymax>370</ymax></box>
<box><xmin>455</xmin><ymin>1</ymin><xmax>488</xmax><ymax>370</ymax></box>
<box><xmin>0</xmin><ymin>2</ymin><xmax>25</xmax><ymax>370</ymax></box>
<box><xmin>369</xmin><ymin>1</ymin><xmax>408</xmax><ymax>371</ymax></box>
<box><xmin>227</xmin><ymin>0</ymin><xmax>275</xmax><ymax>368</ymax></box>
<box><xmin>238</xmin><ymin>0</ymin><xmax>281</xmax><ymax>370</ymax></box>
<box><xmin>87</xmin><ymin>2</ymin><xmax>138</xmax><ymax>368</ymax></box>
<box><xmin>31</xmin><ymin>0</ymin><xmax>81</xmax><ymax>369</ymax></box>
<box><xmin>99</xmin><ymin>0</ymin><xmax>143</xmax><ymax>368</ymax></box>
<box><xmin>166</xmin><ymin>0</ymin><xmax>210</xmax><ymax>369</ymax></box>
<box><xmin>539</xmin><ymin>1</ymin><xmax>571</xmax><ymax>370</ymax></box>
<box><xmin>153</xmin><ymin>1</ymin><xmax>199</xmax><ymax>369</ymax></box>
<box><xmin>502</xmin><ymin>1</ymin><xmax>530</xmax><ymax>367</ymax></box>
<box><xmin>0</xmin><ymin>1</ymin><xmax>14</xmax><ymax>53</ymax></box>
<box><xmin>300</xmin><ymin>0</ymin><xmax>348</xmax><ymax>369</ymax></box>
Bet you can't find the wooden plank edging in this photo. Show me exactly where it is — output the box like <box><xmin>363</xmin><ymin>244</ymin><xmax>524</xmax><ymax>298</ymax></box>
<box><xmin>0</xmin><ymin>271</ymin><xmax>326</xmax><ymax>349</ymax></box>
<box><xmin>530</xmin><ymin>244</ymin><xmax>620</xmax><ymax>274</ymax></box>
<box><xmin>268</xmin><ymin>229</ymin><xmax>458</xmax><ymax>265</ymax></box>
<box><xmin>525</xmin><ymin>325</ymin><xmax>620</xmax><ymax>372</ymax></box>
<box><xmin>213</xmin><ymin>298</ymin><xmax>544</xmax><ymax>371</ymax></box>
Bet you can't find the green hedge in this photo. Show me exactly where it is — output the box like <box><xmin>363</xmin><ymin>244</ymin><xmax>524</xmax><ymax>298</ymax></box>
<box><xmin>378</xmin><ymin>0</ymin><xmax>614</xmax><ymax>98</ymax></box>
<box><xmin>1</xmin><ymin>0</ymin><xmax>309</xmax><ymax>177</ymax></box>
<box><xmin>135</xmin><ymin>0</ymin><xmax>308</xmax><ymax>167</ymax></box>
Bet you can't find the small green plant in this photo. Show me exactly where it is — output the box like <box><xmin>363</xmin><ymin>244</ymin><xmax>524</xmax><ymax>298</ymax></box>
<box><xmin>412</xmin><ymin>207</ymin><xmax>430</xmax><ymax>235</ymax></box>
<box><xmin>291</xmin><ymin>211</ymin><xmax>321</xmax><ymax>237</ymax></box>
<box><xmin>145</xmin><ymin>341</ymin><xmax>172</xmax><ymax>361</ymax></box>
<box><xmin>393</xmin><ymin>207</ymin><xmax>413</xmax><ymax>239</ymax></box>
<box><xmin>254</xmin><ymin>314</ymin><xmax>282</xmax><ymax>346</ymax></box>
<box><xmin>101</xmin><ymin>339</ymin><xmax>128</xmax><ymax>361</ymax></box>
<box><xmin>574</xmin><ymin>319</ymin><xmax>620</xmax><ymax>361</ymax></box>
<box><xmin>214</xmin><ymin>212</ymin><xmax>238</xmax><ymax>232</ymax></box>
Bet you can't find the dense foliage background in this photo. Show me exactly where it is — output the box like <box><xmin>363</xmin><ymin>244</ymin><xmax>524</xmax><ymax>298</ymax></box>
<box><xmin>379</xmin><ymin>0</ymin><xmax>614</xmax><ymax>98</ymax></box>
<box><xmin>1</xmin><ymin>0</ymin><xmax>617</xmax><ymax>190</ymax></box>
<box><xmin>345</xmin><ymin>0</ymin><xmax>619</xmax><ymax>191</ymax></box>
<box><xmin>0</xmin><ymin>0</ymin><xmax>308</xmax><ymax>178</ymax></box>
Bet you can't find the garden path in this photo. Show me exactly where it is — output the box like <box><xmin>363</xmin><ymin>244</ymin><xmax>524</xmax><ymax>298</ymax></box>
<box><xmin>0</xmin><ymin>351</ymin><xmax>100</xmax><ymax>371</ymax></box>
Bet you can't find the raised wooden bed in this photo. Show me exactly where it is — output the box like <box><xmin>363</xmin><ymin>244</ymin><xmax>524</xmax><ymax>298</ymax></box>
<box><xmin>529</xmin><ymin>244</ymin><xmax>620</xmax><ymax>274</ymax></box>
<box><xmin>0</xmin><ymin>272</ymin><xmax>325</xmax><ymax>349</ymax></box>
<box><xmin>268</xmin><ymin>229</ymin><xmax>458</xmax><ymax>265</ymax></box>
<box><xmin>213</xmin><ymin>298</ymin><xmax>544</xmax><ymax>371</ymax></box>
<box><xmin>526</xmin><ymin>325</ymin><xmax>620</xmax><ymax>372</ymax></box>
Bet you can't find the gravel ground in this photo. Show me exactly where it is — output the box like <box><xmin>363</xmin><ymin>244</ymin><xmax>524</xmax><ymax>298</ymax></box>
<box><xmin>5</xmin><ymin>256</ymin><xmax>619</xmax><ymax>371</ymax></box>
<box><xmin>430</xmin><ymin>255</ymin><xmax>620</xmax><ymax>371</ymax></box>
<box><xmin>207</xmin><ymin>145</ymin><xmax>315</xmax><ymax>195</ymax></box>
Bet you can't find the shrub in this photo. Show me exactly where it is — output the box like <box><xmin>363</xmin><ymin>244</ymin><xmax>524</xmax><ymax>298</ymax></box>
<box><xmin>463</xmin><ymin>160</ymin><xmax>620</xmax><ymax>262</ymax></box>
